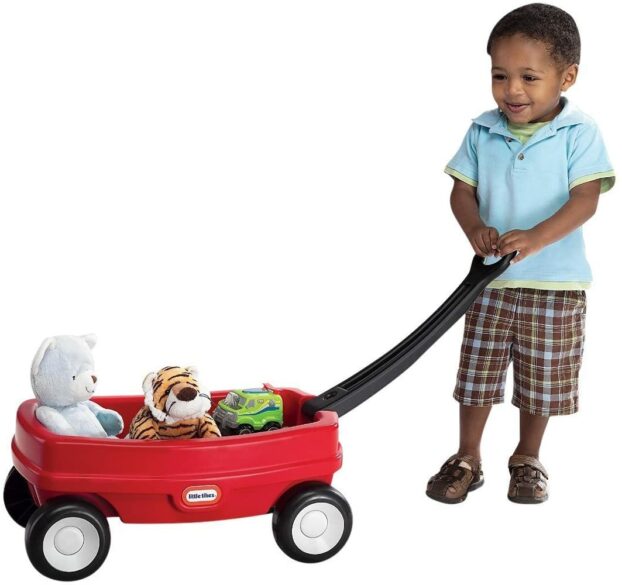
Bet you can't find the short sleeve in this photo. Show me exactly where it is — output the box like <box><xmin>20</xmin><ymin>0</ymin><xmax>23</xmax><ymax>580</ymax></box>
<box><xmin>568</xmin><ymin>123</ymin><xmax>616</xmax><ymax>194</ymax></box>
<box><xmin>444</xmin><ymin>123</ymin><xmax>479</xmax><ymax>187</ymax></box>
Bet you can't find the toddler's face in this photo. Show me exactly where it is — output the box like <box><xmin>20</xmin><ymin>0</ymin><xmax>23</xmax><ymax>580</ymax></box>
<box><xmin>490</xmin><ymin>34</ymin><xmax>578</xmax><ymax>124</ymax></box>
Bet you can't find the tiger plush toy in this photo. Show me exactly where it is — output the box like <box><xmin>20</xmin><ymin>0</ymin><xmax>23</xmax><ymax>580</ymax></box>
<box><xmin>128</xmin><ymin>366</ymin><xmax>221</xmax><ymax>440</ymax></box>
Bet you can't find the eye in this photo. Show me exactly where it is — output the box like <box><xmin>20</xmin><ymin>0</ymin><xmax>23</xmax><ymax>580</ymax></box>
<box><xmin>72</xmin><ymin>376</ymin><xmax>76</xmax><ymax>380</ymax></box>
<box><xmin>492</xmin><ymin>74</ymin><xmax>506</xmax><ymax>81</ymax></box>
<box><xmin>523</xmin><ymin>75</ymin><xmax>537</xmax><ymax>82</ymax></box>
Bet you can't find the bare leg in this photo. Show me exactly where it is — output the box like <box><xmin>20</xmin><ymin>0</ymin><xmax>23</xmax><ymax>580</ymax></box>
<box><xmin>439</xmin><ymin>404</ymin><xmax>492</xmax><ymax>498</ymax></box>
<box><xmin>513</xmin><ymin>410</ymin><xmax>549</xmax><ymax>458</ymax></box>
<box><xmin>457</xmin><ymin>404</ymin><xmax>493</xmax><ymax>461</ymax></box>
<box><xmin>507</xmin><ymin>411</ymin><xmax>550</xmax><ymax>503</ymax></box>
<box><xmin>427</xmin><ymin>404</ymin><xmax>493</xmax><ymax>502</ymax></box>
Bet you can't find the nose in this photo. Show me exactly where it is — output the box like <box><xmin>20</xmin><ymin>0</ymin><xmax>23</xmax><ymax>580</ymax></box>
<box><xmin>177</xmin><ymin>387</ymin><xmax>198</xmax><ymax>402</ymax></box>
<box><xmin>507</xmin><ymin>76</ymin><xmax>524</xmax><ymax>98</ymax></box>
<box><xmin>92</xmin><ymin>375</ymin><xmax>98</xmax><ymax>383</ymax></box>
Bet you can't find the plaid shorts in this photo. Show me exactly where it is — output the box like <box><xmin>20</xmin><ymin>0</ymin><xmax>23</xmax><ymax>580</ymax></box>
<box><xmin>454</xmin><ymin>288</ymin><xmax>587</xmax><ymax>416</ymax></box>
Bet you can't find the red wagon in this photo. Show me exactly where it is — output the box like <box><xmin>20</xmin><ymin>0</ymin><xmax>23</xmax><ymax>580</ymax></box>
<box><xmin>4</xmin><ymin>255</ymin><xmax>513</xmax><ymax>581</ymax></box>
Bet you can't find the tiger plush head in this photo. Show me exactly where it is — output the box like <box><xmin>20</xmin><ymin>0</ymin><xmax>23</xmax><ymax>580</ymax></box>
<box><xmin>143</xmin><ymin>366</ymin><xmax>211</xmax><ymax>424</ymax></box>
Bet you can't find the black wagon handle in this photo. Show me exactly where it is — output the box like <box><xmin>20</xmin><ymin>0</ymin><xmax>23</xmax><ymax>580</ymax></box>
<box><xmin>302</xmin><ymin>252</ymin><xmax>517</xmax><ymax>419</ymax></box>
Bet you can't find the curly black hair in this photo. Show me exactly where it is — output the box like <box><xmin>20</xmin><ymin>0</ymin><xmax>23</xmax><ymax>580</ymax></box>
<box><xmin>486</xmin><ymin>3</ymin><xmax>581</xmax><ymax>68</ymax></box>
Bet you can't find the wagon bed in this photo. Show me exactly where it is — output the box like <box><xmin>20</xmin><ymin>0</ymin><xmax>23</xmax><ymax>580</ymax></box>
<box><xmin>12</xmin><ymin>386</ymin><xmax>341</xmax><ymax>524</ymax></box>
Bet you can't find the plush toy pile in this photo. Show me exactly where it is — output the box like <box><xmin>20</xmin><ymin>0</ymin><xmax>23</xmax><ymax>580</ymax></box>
<box><xmin>128</xmin><ymin>366</ymin><xmax>221</xmax><ymax>440</ymax></box>
<box><xmin>30</xmin><ymin>335</ymin><xmax>222</xmax><ymax>441</ymax></box>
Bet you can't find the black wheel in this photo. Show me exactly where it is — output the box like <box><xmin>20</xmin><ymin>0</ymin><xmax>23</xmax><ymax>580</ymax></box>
<box><xmin>4</xmin><ymin>467</ymin><xmax>38</xmax><ymax>527</ymax></box>
<box><xmin>25</xmin><ymin>498</ymin><xmax>110</xmax><ymax>581</ymax></box>
<box><xmin>272</xmin><ymin>483</ymin><xmax>352</xmax><ymax>563</ymax></box>
<box><xmin>262</xmin><ymin>422</ymin><xmax>282</xmax><ymax>432</ymax></box>
<box><xmin>237</xmin><ymin>425</ymin><xmax>254</xmax><ymax>435</ymax></box>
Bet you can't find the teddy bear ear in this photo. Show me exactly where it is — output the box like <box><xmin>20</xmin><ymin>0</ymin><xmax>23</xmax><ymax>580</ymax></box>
<box><xmin>186</xmin><ymin>366</ymin><xmax>199</xmax><ymax>378</ymax></box>
<box><xmin>81</xmin><ymin>334</ymin><xmax>97</xmax><ymax>349</ymax></box>
<box><xmin>31</xmin><ymin>337</ymin><xmax>56</xmax><ymax>378</ymax></box>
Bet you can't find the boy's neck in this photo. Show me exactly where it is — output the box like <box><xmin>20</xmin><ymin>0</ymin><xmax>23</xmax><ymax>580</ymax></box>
<box><xmin>508</xmin><ymin>119</ymin><xmax>551</xmax><ymax>128</ymax></box>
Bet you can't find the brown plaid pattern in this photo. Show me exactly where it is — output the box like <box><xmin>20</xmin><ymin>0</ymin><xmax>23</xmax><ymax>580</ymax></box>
<box><xmin>454</xmin><ymin>288</ymin><xmax>586</xmax><ymax>416</ymax></box>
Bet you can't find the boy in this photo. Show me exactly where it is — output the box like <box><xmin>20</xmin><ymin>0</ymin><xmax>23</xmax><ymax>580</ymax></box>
<box><xmin>426</xmin><ymin>3</ymin><xmax>615</xmax><ymax>504</ymax></box>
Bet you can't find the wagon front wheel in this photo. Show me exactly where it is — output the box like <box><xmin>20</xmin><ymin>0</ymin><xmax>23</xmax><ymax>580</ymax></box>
<box><xmin>25</xmin><ymin>498</ymin><xmax>110</xmax><ymax>581</ymax></box>
<box><xmin>4</xmin><ymin>467</ymin><xmax>38</xmax><ymax>527</ymax></box>
<box><xmin>272</xmin><ymin>483</ymin><xmax>352</xmax><ymax>563</ymax></box>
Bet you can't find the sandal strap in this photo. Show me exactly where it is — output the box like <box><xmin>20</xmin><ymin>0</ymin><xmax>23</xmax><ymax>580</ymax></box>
<box><xmin>508</xmin><ymin>454</ymin><xmax>548</xmax><ymax>479</ymax></box>
<box><xmin>428</xmin><ymin>454</ymin><xmax>481</xmax><ymax>497</ymax></box>
<box><xmin>442</xmin><ymin>453</ymin><xmax>481</xmax><ymax>474</ymax></box>
<box><xmin>429</xmin><ymin>454</ymin><xmax>481</xmax><ymax>485</ymax></box>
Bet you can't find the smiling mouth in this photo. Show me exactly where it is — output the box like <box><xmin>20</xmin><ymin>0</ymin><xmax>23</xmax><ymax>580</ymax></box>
<box><xmin>506</xmin><ymin>102</ymin><xmax>529</xmax><ymax>112</ymax></box>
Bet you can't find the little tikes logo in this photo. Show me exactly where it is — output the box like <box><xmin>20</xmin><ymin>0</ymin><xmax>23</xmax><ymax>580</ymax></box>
<box><xmin>182</xmin><ymin>485</ymin><xmax>222</xmax><ymax>506</ymax></box>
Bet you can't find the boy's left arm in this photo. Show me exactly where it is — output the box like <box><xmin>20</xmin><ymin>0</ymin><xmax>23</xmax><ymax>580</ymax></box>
<box><xmin>497</xmin><ymin>179</ymin><xmax>600</xmax><ymax>263</ymax></box>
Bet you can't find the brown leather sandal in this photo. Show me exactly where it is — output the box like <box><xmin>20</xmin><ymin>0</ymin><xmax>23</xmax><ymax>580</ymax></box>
<box><xmin>426</xmin><ymin>454</ymin><xmax>484</xmax><ymax>504</ymax></box>
<box><xmin>508</xmin><ymin>454</ymin><xmax>549</xmax><ymax>504</ymax></box>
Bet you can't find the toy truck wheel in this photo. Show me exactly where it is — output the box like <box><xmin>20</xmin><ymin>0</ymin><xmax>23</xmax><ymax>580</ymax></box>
<box><xmin>237</xmin><ymin>425</ymin><xmax>254</xmax><ymax>435</ymax></box>
<box><xmin>4</xmin><ymin>467</ymin><xmax>38</xmax><ymax>528</ymax></box>
<box><xmin>262</xmin><ymin>422</ymin><xmax>281</xmax><ymax>432</ymax></box>
<box><xmin>25</xmin><ymin>498</ymin><xmax>110</xmax><ymax>581</ymax></box>
<box><xmin>272</xmin><ymin>483</ymin><xmax>353</xmax><ymax>563</ymax></box>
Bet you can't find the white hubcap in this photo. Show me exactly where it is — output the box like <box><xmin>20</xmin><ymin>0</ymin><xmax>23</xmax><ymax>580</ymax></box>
<box><xmin>54</xmin><ymin>526</ymin><xmax>84</xmax><ymax>555</ymax></box>
<box><xmin>292</xmin><ymin>502</ymin><xmax>345</xmax><ymax>555</ymax></box>
<box><xmin>300</xmin><ymin>510</ymin><xmax>328</xmax><ymax>538</ymax></box>
<box><xmin>43</xmin><ymin>517</ymin><xmax>100</xmax><ymax>572</ymax></box>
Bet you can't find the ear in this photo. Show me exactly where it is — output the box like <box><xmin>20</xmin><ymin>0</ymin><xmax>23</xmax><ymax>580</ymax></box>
<box><xmin>81</xmin><ymin>334</ymin><xmax>97</xmax><ymax>350</ymax></box>
<box><xmin>186</xmin><ymin>366</ymin><xmax>199</xmax><ymax>378</ymax></box>
<box><xmin>143</xmin><ymin>372</ymin><xmax>168</xmax><ymax>422</ymax></box>
<box><xmin>142</xmin><ymin>372</ymin><xmax>157</xmax><ymax>402</ymax></box>
<box><xmin>561</xmin><ymin>63</ymin><xmax>579</xmax><ymax>91</ymax></box>
<box><xmin>31</xmin><ymin>337</ymin><xmax>56</xmax><ymax>378</ymax></box>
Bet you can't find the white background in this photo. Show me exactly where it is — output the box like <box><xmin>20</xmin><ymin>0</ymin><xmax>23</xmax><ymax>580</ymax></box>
<box><xmin>1</xmin><ymin>1</ymin><xmax>619</xmax><ymax>583</ymax></box>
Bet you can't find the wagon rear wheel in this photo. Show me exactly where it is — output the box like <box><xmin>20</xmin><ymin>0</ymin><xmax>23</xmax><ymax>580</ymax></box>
<box><xmin>272</xmin><ymin>483</ymin><xmax>352</xmax><ymax>563</ymax></box>
<box><xmin>25</xmin><ymin>498</ymin><xmax>110</xmax><ymax>581</ymax></box>
<box><xmin>4</xmin><ymin>467</ymin><xmax>38</xmax><ymax>528</ymax></box>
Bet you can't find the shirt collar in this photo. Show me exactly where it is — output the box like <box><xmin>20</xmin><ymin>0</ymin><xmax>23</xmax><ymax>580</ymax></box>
<box><xmin>472</xmin><ymin>97</ymin><xmax>590</xmax><ymax>136</ymax></box>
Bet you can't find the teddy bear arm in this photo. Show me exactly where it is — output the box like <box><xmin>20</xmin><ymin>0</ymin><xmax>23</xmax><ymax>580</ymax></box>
<box><xmin>84</xmin><ymin>401</ymin><xmax>124</xmax><ymax>437</ymax></box>
<box><xmin>36</xmin><ymin>406</ymin><xmax>76</xmax><ymax>435</ymax></box>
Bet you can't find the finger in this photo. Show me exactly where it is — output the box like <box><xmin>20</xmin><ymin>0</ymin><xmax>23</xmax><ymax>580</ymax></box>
<box><xmin>486</xmin><ymin>228</ymin><xmax>499</xmax><ymax>255</ymax></box>
<box><xmin>472</xmin><ymin>243</ymin><xmax>486</xmax><ymax>257</ymax></box>
<box><xmin>490</xmin><ymin>228</ymin><xmax>500</xmax><ymax>252</ymax></box>
<box><xmin>497</xmin><ymin>230</ymin><xmax>516</xmax><ymax>248</ymax></box>
<box><xmin>510</xmin><ymin>249</ymin><xmax>523</xmax><ymax>264</ymax></box>
<box><xmin>470</xmin><ymin>238</ymin><xmax>486</xmax><ymax>257</ymax></box>
<box><xmin>499</xmin><ymin>236</ymin><xmax>521</xmax><ymax>256</ymax></box>
<box><xmin>474</xmin><ymin>233</ymin><xmax>487</xmax><ymax>256</ymax></box>
<box><xmin>482</xmin><ymin>229</ymin><xmax>493</xmax><ymax>255</ymax></box>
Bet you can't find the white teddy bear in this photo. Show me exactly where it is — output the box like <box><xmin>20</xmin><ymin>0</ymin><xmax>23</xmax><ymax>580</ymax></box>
<box><xmin>31</xmin><ymin>334</ymin><xmax>124</xmax><ymax>438</ymax></box>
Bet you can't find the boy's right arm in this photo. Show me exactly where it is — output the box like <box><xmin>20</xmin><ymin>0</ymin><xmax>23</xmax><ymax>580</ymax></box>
<box><xmin>449</xmin><ymin>177</ymin><xmax>498</xmax><ymax>257</ymax></box>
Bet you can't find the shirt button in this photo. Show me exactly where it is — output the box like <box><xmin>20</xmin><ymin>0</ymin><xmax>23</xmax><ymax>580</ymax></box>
<box><xmin>518</xmin><ymin>153</ymin><xmax>525</xmax><ymax>160</ymax></box>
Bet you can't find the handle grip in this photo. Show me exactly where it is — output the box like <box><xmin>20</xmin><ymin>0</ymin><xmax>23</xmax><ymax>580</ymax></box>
<box><xmin>462</xmin><ymin>252</ymin><xmax>516</xmax><ymax>285</ymax></box>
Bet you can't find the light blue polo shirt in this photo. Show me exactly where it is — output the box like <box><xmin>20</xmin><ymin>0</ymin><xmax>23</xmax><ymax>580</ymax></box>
<box><xmin>445</xmin><ymin>97</ymin><xmax>615</xmax><ymax>287</ymax></box>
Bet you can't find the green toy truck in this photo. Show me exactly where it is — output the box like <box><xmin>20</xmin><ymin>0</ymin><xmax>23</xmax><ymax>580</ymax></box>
<box><xmin>213</xmin><ymin>387</ymin><xmax>283</xmax><ymax>435</ymax></box>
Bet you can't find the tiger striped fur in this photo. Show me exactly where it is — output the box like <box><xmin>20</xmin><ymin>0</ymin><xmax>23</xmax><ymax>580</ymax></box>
<box><xmin>128</xmin><ymin>366</ymin><xmax>221</xmax><ymax>440</ymax></box>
